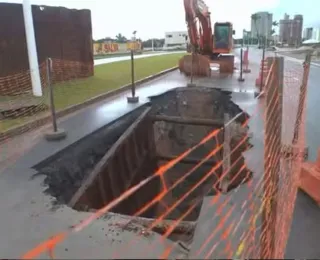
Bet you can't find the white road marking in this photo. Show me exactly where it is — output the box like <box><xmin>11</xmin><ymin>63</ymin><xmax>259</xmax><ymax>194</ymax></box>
<box><xmin>94</xmin><ymin>51</ymin><xmax>186</xmax><ymax>66</ymax></box>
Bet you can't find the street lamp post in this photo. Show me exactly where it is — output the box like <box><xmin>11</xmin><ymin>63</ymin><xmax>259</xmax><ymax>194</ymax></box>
<box><xmin>238</xmin><ymin>48</ymin><xmax>245</xmax><ymax>82</ymax></box>
<box><xmin>44</xmin><ymin>58</ymin><xmax>67</xmax><ymax>141</ymax></box>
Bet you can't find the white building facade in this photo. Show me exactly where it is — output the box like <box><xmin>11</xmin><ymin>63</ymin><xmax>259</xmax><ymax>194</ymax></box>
<box><xmin>303</xmin><ymin>27</ymin><xmax>313</xmax><ymax>40</ymax></box>
<box><xmin>251</xmin><ymin>12</ymin><xmax>273</xmax><ymax>40</ymax></box>
<box><xmin>313</xmin><ymin>28</ymin><xmax>320</xmax><ymax>41</ymax></box>
<box><xmin>164</xmin><ymin>31</ymin><xmax>188</xmax><ymax>49</ymax></box>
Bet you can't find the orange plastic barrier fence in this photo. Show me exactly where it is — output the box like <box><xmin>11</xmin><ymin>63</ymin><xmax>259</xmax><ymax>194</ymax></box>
<box><xmin>0</xmin><ymin>55</ymin><xmax>309</xmax><ymax>259</ymax></box>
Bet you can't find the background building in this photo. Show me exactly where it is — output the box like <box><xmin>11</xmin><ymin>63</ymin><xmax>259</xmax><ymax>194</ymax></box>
<box><xmin>164</xmin><ymin>31</ymin><xmax>188</xmax><ymax>49</ymax></box>
<box><xmin>250</xmin><ymin>12</ymin><xmax>273</xmax><ymax>40</ymax></box>
<box><xmin>293</xmin><ymin>15</ymin><xmax>303</xmax><ymax>45</ymax></box>
<box><xmin>279</xmin><ymin>13</ymin><xmax>303</xmax><ymax>46</ymax></box>
<box><xmin>273</xmin><ymin>34</ymin><xmax>280</xmax><ymax>43</ymax></box>
<box><xmin>303</xmin><ymin>27</ymin><xmax>313</xmax><ymax>40</ymax></box>
<box><xmin>279</xmin><ymin>13</ymin><xmax>290</xmax><ymax>44</ymax></box>
<box><xmin>312</xmin><ymin>28</ymin><xmax>320</xmax><ymax>41</ymax></box>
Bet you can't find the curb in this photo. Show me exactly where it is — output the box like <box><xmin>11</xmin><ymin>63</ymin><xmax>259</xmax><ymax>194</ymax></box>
<box><xmin>0</xmin><ymin>66</ymin><xmax>178</xmax><ymax>143</ymax></box>
<box><xmin>278</xmin><ymin>54</ymin><xmax>320</xmax><ymax>67</ymax></box>
<box><xmin>98</xmin><ymin>211</ymin><xmax>196</xmax><ymax>235</ymax></box>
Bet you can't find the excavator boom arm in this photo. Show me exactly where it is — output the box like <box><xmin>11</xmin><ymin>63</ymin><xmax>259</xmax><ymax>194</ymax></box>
<box><xmin>184</xmin><ymin>0</ymin><xmax>234</xmax><ymax>54</ymax></box>
<box><xmin>184</xmin><ymin>0</ymin><xmax>213</xmax><ymax>53</ymax></box>
<box><xmin>179</xmin><ymin>0</ymin><xmax>235</xmax><ymax>76</ymax></box>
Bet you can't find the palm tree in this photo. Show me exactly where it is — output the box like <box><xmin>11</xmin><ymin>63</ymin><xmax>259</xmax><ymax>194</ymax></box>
<box><xmin>115</xmin><ymin>33</ymin><xmax>127</xmax><ymax>43</ymax></box>
<box><xmin>270</xmin><ymin>21</ymin><xmax>279</xmax><ymax>45</ymax></box>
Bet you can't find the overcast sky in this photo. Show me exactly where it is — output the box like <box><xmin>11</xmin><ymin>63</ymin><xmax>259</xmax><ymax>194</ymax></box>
<box><xmin>2</xmin><ymin>0</ymin><xmax>320</xmax><ymax>40</ymax></box>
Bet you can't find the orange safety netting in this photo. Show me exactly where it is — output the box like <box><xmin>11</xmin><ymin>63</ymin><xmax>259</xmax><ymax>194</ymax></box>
<box><xmin>0</xmin><ymin>55</ymin><xmax>309</xmax><ymax>259</ymax></box>
<box><xmin>0</xmin><ymin>58</ymin><xmax>94</xmax><ymax>170</ymax></box>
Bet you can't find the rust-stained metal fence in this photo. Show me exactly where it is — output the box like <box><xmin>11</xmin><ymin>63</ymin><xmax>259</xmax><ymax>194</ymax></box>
<box><xmin>69</xmin><ymin>107</ymin><xmax>161</xmax><ymax>217</ymax></box>
<box><xmin>0</xmin><ymin>3</ymin><xmax>93</xmax><ymax>95</ymax></box>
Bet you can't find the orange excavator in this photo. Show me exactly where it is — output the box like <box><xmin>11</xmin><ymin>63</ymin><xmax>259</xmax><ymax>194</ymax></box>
<box><xmin>179</xmin><ymin>0</ymin><xmax>235</xmax><ymax>76</ymax></box>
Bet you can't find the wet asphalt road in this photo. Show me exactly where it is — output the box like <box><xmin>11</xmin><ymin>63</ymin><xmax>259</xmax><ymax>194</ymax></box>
<box><xmin>242</xmin><ymin>47</ymin><xmax>320</xmax><ymax>161</ymax></box>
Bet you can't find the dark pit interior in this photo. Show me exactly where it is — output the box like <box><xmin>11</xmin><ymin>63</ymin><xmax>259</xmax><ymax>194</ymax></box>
<box><xmin>34</xmin><ymin>87</ymin><xmax>252</xmax><ymax>222</ymax></box>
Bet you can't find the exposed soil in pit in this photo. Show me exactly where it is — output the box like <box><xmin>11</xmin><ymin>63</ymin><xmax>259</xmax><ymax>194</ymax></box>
<box><xmin>33</xmin><ymin>87</ymin><xmax>252</xmax><ymax>228</ymax></box>
<box><xmin>150</xmin><ymin>87</ymin><xmax>252</xmax><ymax>221</ymax></box>
<box><xmin>33</xmin><ymin>106</ymin><xmax>149</xmax><ymax>208</ymax></box>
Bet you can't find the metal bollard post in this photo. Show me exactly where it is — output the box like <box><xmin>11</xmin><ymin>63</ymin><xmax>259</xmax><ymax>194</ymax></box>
<box><xmin>44</xmin><ymin>57</ymin><xmax>67</xmax><ymax>141</ymax></box>
<box><xmin>187</xmin><ymin>47</ymin><xmax>196</xmax><ymax>87</ymax></box>
<box><xmin>260</xmin><ymin>44</ymin><xmax>266</xmax><ymax>93</ymax></box>
<box><xmin>190</xmin><ymin>52</ymin><xmax>194</xmax><ymax>84</ymax></box>
<box><xmin>238</xmin><ymin>48</ymin><xmax>245</xmax><ymax>82</ymax></box>
<box><xmin>243</xmin><ymin>46</ymin><xmax>251</xmax><ymax>73</ymax></box>
<box><xmin>127</xmin><ymin>49</ymin><xmax>139</xmax><ymax>103</ymax></box>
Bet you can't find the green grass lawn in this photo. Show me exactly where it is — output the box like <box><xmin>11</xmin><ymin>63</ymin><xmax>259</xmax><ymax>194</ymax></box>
<box><xmin>0</xmin><ymin>53</ymin><xmax>185</xmax><ymax>132</ymax></box>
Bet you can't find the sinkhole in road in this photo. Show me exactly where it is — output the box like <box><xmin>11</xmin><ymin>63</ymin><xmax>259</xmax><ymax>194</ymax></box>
<box><xmin>33</xmin><ymin>87</ymin><xmax>252</xmax><ymax>227</ymax></box>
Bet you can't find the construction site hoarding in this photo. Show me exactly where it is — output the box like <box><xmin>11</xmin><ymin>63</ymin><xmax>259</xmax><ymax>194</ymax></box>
<box><xmin>0</xmin><ymin>3</ymin><xmax>94</xmax><ymax>95</ymax></box>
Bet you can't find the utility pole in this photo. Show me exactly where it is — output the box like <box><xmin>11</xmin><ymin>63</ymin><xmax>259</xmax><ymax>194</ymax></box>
<box><xmin>23</xmin><ymin>0</ymin><xmax>42</xmax><ymax>97</ymax></box>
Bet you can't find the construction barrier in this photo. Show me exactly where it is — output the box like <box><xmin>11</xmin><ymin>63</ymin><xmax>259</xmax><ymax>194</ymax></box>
<box><xmin>0</xmin><ymin>3</ymin><xmax>93</xmax><ymax>94</ymax></box>
<box><xmin>295</xmin><ymin>56</ymin><xmax>320</xmax><ymax>204</ymax></box>
<box><xmin>255</xmin><ymin>58</ymin><xmax>270</xmax><ymax>90</ymax></box>
<box><xmin>300</xmin><ymin>149</ymin><xmax>320</xmax><ymax>204</ymax></box>
<box><xmin>0</xmin><ymin>54</ymin><xmax>311</xmax><ymax>258</ymax></box>
<box><xmin>243</xmin><ymin>48</ymin><xmax>251</xmax><ymax>73</ymax></box>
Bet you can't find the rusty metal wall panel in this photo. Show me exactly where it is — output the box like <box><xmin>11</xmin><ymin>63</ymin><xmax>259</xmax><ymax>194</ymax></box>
<box><xmin>71</xmin><ymin>108</ymin><xmax>161</xmax><ymax>217</ymax></box>
<box><xmin>0</xmin><ymin>3</ymin><xmax>93</xmax><ymax>95</ymax></box>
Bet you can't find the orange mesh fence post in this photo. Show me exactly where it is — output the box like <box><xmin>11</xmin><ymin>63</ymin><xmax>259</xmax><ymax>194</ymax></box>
<box><xmin>273</xmin><ymin>52</ymin><xmax>308</xmax><ymax>258</ymax></box>
<box><xmin>292</xmin><ymin>53</ymin><xmax>311</xmax><ymax>145</ymax></box>
<box><xmin>243</xmin><ymin>47</ymin><xmax>251</xmax><ymax>73</ymax></box>
<box><xmin>260</xmin><ymin>56</ymin><xmax>283</xmax><ymax>259</ymax></box>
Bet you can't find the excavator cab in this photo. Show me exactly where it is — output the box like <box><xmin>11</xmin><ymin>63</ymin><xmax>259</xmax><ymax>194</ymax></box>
<box><xmin>213</xmin><ymin>22</ymin><xmax>234</xmax><ymax>54</ymax></box>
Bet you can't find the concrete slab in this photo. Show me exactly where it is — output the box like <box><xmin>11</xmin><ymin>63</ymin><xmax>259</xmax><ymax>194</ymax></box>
<box><xmin>188</xmin><ymin>189</ymin><xmax>262</xmax><ymax>259</ymax></box>
<box><xmin>0</xmin><ymin>170</ymin><xmax>184</xmax><ymax>259</ymax></box>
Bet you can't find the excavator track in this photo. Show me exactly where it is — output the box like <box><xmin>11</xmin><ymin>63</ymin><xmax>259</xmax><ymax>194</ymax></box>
<box><xmin>178</xmin><ymin>54</ymin><xmax>211</xmax><ymax>77</ymax></box>
<box><xmin>178</xmin><ymin>53</ymin><xmax>235</xmax><ymax>77</ymax></box>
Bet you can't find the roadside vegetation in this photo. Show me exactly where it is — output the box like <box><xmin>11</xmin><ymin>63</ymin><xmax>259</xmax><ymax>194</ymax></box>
<box><xmin>0</xmin><ymin>53</ymin><xmax>185</xmax><ymax>132</ymax></box>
